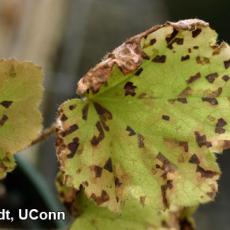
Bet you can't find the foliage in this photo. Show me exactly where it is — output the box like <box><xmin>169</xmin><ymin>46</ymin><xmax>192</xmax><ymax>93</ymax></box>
<box><xmin>0</xmin><ymin>60</ymin><xmax>43</xmax><ymax>178</ymax></box>
<box><xmin>0</xmin><ymin>19</ymin><xmax>230</xmax><ymax>230</ymax></box>
<box><xmin>56</xmin><ymin>19</ymin><xmax>230</xmax><ymax>229</ymax></box>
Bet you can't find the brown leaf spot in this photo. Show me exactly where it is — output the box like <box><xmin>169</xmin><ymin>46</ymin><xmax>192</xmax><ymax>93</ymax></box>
<box><xmin>202</xmin><ymin>97</ymin><xmax>218</xmax><ymax>105</ymax></box>
<box><xmin>94</xmin><ymin>102</ymin><xmax>112</xmax><ymax>121</ymax></box>
<box><xmin>150</xmin><ymin>38</ymin><xmax>156</xmax><ymax>45</ymax></box>
<box><xmin>192</xmin><ymin>28</ymin><xmax>202</xmax><ymax>37</ymax></box>
<box><xmin>0</xmin><ymin>101</ymin><xmax>13</xmax><ymax>108</ymax></box>
<box><xmin>224</xmin><ymin>59</ymin><xmax>230</xmax><ymax>69</ymax></box>
<box><xmin>0</xmin><ymin>114</ymin><xmax>8</xmax><ymax>126</ymax></box>
<box><xmin>189</xmin><ymin>154</ymin><xmax>200</xmax><ymax>164</ymax></box>
<box><xmin>186</xmin><ymin>72</ymin><xmax>201</xmax><ymax>84</ymax></box>
<box><xmin>152</xmin><ymin>55</ymin><xmax>166</xmax><ymax>63</ymax></box>
<box><xmin>93</xmin><ymin>103</ymin><xmax>112</xmax><ymax>133</ymax></box>
<box><xmin>205</xmin><ymin>72</ymin><xmax>218</xmax><ymax>83</ymax></box>
<box><xmin>91</xmin><ymin>122</ymin><xmax>105</xmax><ymax>146</ymax></box>
<box><xmin>139</xmin><ymin>196</ymin><xmax>146</xmax><ymax>206</ymax></box>
<box><xmin>91</xmin><ymin>190</ymin><xmax>110</xmax><ymax>205</ymax></box>
<box><xmin>194</xmin><ymin>132</ymin><xmax>212</xmax><ymax>148</ymax></box>
<box><xmin>196</xmin><ymin>165</ymin><xmax>218</xmax><ymax>178</ymax></box>
<box><xmin>162</xmin><ymin>115</ymin><xmax>170</xmax><ymax>121</ymax></box>
<box><xmin>126</xmin><ymin>126</ymin><xmax>136</xmax><ymax>136</ymax></box>
<box><xmin>179</xmin><ymin>87</ymin><xmax>192</xmax><ymax>97</ymax></box>
<box><xmin>222</xmin><ymin>75</ymin><xmax>230</xmax><ymax>82</ymax></box>
<box><xmin>208</xmin><ymin>87</ymin><xmax>222</xmax><ymax>97</ymax></box>
<box><xmin>67</xmin><ymin>137</ymin><xmax>79</xmax><ymax>158</ymax></box>
<box><xmin>196</xmin><ymin>56</ymin><xmax>210</xmax><ymax>65</ymax></box>
<box><xmin>124</xmin><ymin>82</ymin><xmax>137</xmax><ymax>96</ymax></box>
<box><xmin>69</xmin><ymin>104</ymin><xmax>76</xmax><ymax>110</ymax></box>
<box><xmin>115</xmin><ymin>177</ymin><xmax>122</xmax><ymax>187</ymax></box>
<box><xmin>137</xmin><ymin>134</ymin><xmax>144</xmax><ymax>148</ymax></box>
<box><xmin>156</xmin><ymin>153</ymin><xmax>176</xmax><ymax>176</ymax></box>
<box><xmin>104</xmin><ymin>158</ymin><xmax>113</xmax><ymax>172</ymax></box>
<box><xmin>161</xmin><ymin>180</ymin><xmax>173</xmax><ymax>208</ymax></box>
<box><xmin>82</xmin><ymin>103</ymin><xmax>89</xmax><ymax>120</ymax></box>
<box><xmin>177</xmin><ymin>98</ymin><xmax>187</xmax><ymax>104</ymax></box>
<box><xmin>215</xmin><ymin>118</ymin><xmax>227</xmax><ymax>134</ymax></box>
<box><xmin>134</xmin><ymin>67</ymin><xmax>143</xmax><ymax>76</ymax></box>
<box><xmin>181</xmin><ymin>55</ymin><xmax>190</xmax><ymax>61</ymax></box>
<box><xmin>61</xmin><ymin>124</ymin><xmax>78</xmax><ymax>137</ymax></box>
<box><xmin>178</xmin><ymin>141</ymin><xmax>189</xmax><ymax>152</ymax></box>
<box><xmin>60</xmin><ymin>113</ymin><xmax>68</xmax><ymax>122</ymax></box>
<box><xmin>167</xmin><ymin>35</ymin><xmax>184</xmax><ymax>49</ymax></box>
<box><xmin>91</xmin><ymin>165</ymin><xmax>103</xmax><ymax>178</ymax></box>
<box><xmin>166</xmin><ymin>28</ymin><xmax>178</xmax><ymax>44</ymax></box>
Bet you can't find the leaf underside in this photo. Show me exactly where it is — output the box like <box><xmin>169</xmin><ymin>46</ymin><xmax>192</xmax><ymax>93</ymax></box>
<box><xmin>0</xmin><ymin>60</ymin><xmax>43</xmax><ymax>178</ymax></box>
<box><xmin>56</xmin><ymin>19</ymin><xmax>230</xmax><ymax>229</ymax></box>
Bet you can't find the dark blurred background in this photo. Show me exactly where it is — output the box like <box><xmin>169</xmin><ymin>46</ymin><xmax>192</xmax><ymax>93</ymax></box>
<box><xmin>0</xmin><ymin>0</ymin><xmax>229</xmax><ymax>229</ymax></box>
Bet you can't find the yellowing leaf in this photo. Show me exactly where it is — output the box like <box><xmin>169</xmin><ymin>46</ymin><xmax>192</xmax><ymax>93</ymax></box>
<box><xmin>56</xmin><ymin>19</ymin><xmax>230</xmax><ymax>228</ymax></box>
<box><xmin>0</xmin><ymin>60</ymin><xmax>43</xmax><ymax>178</ymax></box>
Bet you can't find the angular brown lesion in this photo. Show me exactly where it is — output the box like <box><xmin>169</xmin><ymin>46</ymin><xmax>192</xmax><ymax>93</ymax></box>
<box><xmin>222</xmin><ymin>75</ymin><xmax>230</xmax><ymax>81</ymax></box>
<box><xmin>162</xmin><ymin>115</ymin><xmax>170</xmax><ymax>121</ymax></box>
<box><xmin>186</xmin><ymin>72</ymin><xmax>201</xmax><ymax>84</ymax></box>
<box><xmin>0</xmin><ymin>101</ymin><xmax>13</xmax><ymax>108</ymax></box>
<box><xmin>156</xmin><ymin>153</ymin><xmax>176</xmax><ymax>179</ymax></box>
<box><xmin>194</xmin><ymin>131</ymin><xmax>212</xmax><ymax>148</ymax></box>
<box><xmin>60</xmin><ymin>124</ymin><xmax>78</xmax><ymax>137</ymax></box>
<box><xmin>205</xmin><ymin>72</ymin><xmax>218</xmax><ymax>83</ymax></box>
<box><xmin>90</xmin><ymin>165</ymin><xmax>103</xmax><ymax>178</ymax></box>
<box><xmin>164</xmin><ymin>138</ymin><xmax>189</xmax><ymax>153</ymax></box>
<box><xmin>126</xmin><ymin>126</ymin><xmax>136</xmax><ymax>136</ymax></box>
<box><xmin>104</xmin><ymin>158</ymin><xmax>113</xmax><ymax>172</ymax></box>
<box><xmin>124</xmin><ymin>82</ymin><xmax>137</xmax><ymax>96</ymax></box>
<box><xmin>0</xmin><ymin>114</ymin><xmax>8</xmax><ymax>126</ymax></box>
<box><xmin>215</xmin><ymin>118</ymin><xmax>227</xmax><ymax>134</ymax></box>
<box><xmin>192</xmin><ymin>28</ymin><xmax>202</xmax><ymax>38</ymax></box>
<box><xmin>224</xmin><ymin>59</ymin><xmax>230</xmax><ymax>69</ymax></box>
<box><xmin>82</xmin><ymin>103</ymin><xmax>89</xmax><ymax>120</ymax></box>
<box><xmin>189</xmin><ymin>154</ymin><xmax>200</xmax><ymax>164</ymax></box>
<box><xmin>90</xmin><ymin>190</ymin><xmax>110</xmax><ymax>205</ymax></box>
<box><xmin>139</xmin><ymin>196</ymin><xmax>146</xmax><ymax>206</ymax></box>
<box><xmin>177</xmin><ymin>98</ymin><xmax>187</xmax><ymax>104</ymax></box>
<box><xmin>196</xmin><ymin>56</ymin><xmax>210</xmax><ymax>64</ymax></box>
<box><xmin>134</xmin><ymin>67</ymin><xmax>143</xmax><ymax>76</ymax></box>
<box><xmin>152</xmin><ymin>55</ymin><xmax>166</xmax><ymax>63</ymax></box>
<box><xmin>196</xmin><ymin>165</ymin><xmax>218</xmax><ymax>178</ymax></box>
<box><xmin>137</xmin><ymin>134</ymin><xmax>144</xmax><ymax>148</ymax></box>
<box><xmin>161</xmin><ymin>180</ymin><xmax>173</xmax><ymax>208</ymax></box>
<box><xmin>181</xmin><ymin>55</ymin><xmax>190</xmax><ymax>61</ymax></box>
<box><xmin>69</xmin><ymin>104</ymin><xmax>76</xmax><ymax>110</ymax></box>
<box><xmin>91</xmin><ymin>121</ymin><xmax>105</xmax><ymax>146</ymax></box>
<box><xmin>201</xmin><ymin>97</ymin><xmax>218</xmax><ymax>105</ymax></box>
<box><xmin>67</xmin><ymin>137</ymin><xmax>79</xmax><ymax>158</ymax></box>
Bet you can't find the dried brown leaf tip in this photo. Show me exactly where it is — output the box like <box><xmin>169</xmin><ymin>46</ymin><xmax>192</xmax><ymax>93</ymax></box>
<box><xmin>76</xmin><ymin>19</ymin><xmax>210</xmax><ymax>95</ymax></box>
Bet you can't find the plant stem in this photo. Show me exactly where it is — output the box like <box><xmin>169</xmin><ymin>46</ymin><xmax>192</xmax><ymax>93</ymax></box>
<box><xmin>30</xmin><ymin>123</ymin><xmax>56</xmax><ymax>146</ymax></box>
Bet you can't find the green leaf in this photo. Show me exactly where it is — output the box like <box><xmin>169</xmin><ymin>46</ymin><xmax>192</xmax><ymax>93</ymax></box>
<box><xmin>56</xmin><ymin>19</ymin><xmax>230</xmax><ymax>228</ymax></box>
<box><xmin>0</xmin><ymin>60</ymin><xmax>43</xmax><ymax>178</ymax></box>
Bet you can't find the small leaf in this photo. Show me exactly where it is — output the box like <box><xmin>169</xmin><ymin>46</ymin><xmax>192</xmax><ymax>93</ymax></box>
<box><xmin>0</xmin><ymin>60</ymin><xmax>43</xmax><ymax>178</ymax></box>
<box><xmin>56</xmin><ymin>19</ymin><xmax>230</xmax><ymax>228</ymax></box>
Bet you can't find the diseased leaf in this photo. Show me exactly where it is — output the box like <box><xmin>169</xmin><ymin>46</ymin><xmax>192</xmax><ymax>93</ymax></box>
<box><xmin>69</xmin><ymin>192</ymin><xmax>195</xmax><ymax>230</ymax></box>
<box><xmin>0</xmin><ymin>60</ymin><xmax>43</xmax><ymax>178</ymax></box>
<box><xmin>56</xmin><ymin>19</ymin><xmax>230</xmax><ymax>228</ymax></box>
